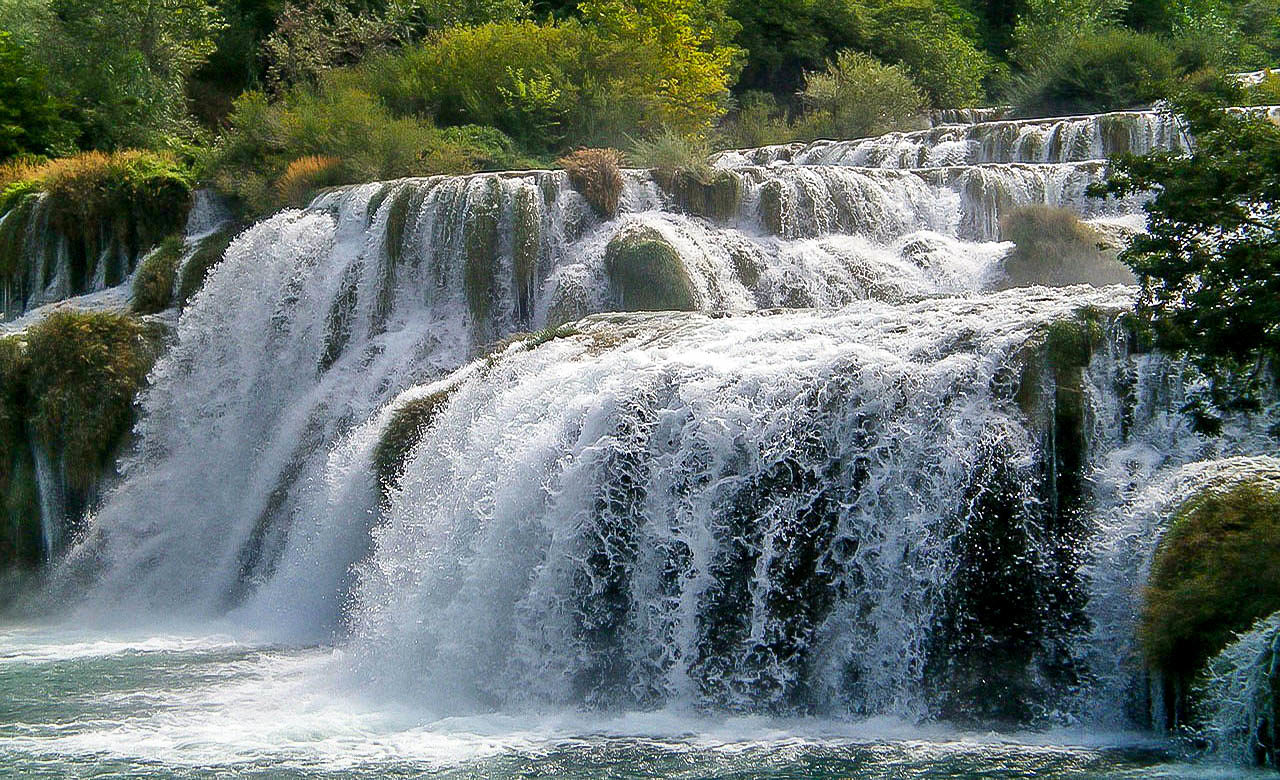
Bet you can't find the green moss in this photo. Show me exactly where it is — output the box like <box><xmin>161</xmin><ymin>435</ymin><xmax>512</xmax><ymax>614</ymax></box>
<box><xmin>660</xmin><ymin>169</ymin><xmax>742</xmax><ymax>222</ymax></box>
<box><xmin>372</xmin><ymin>388</ymin><xmax>455</xmax><ymax>501</ymax></box>
<box><xmin>603</xmin><ymin>227</ymin><xmax>696</xmax><ymax>312</ymax></box>
<box><xmin>21</xmin><ymin>310</ymin><xmax>156</xmax><ymax>489</ymax></box>
<box><xmin>728</xmin><ymin>243</ymin><xmax>764</xmax><ymax>288</ymax></box>
<box><xmin>1098</xmin><ymin>114</ymin><xmax>1135</xmax><ymax>155</ymax></box>
<box><xmin>1043</xmin><ymin>310</ymin><xmax>1105</xmax><ymax>371</ymax></box>
<box><xmin>177</xmin><ymin>225</ymin><xmax>239</xmax><ymax>307</ymax></box>
<box><xmin>131</xmin><ymin>235</ymin><xmax>184</xmax><ymax>315</ymax></box>
<box><xmin>463</xmin><ymin>178</ymin><xmax>501</xmax><ymax>325</ymax></box>
<box><xmin>513</xmin><ymin>186</ymin><xmax>540</xmax><ymax>323</ymax></box>
<box><xmin>0</xmin><ymin>193</ymin><xmax>38</xmax><ymax>287</ymax></box>
<box><xmin>1142</xmin><ymin>476</ymin><xmax>1280</xmax><ymax>683</ymax></box>
<box><xmin>382</xmin><ymin>184</ymin><xmax>421</xmax><ymax>267</ymax></box>
<box><xmin>757</xmin><ymin>180</ymin><xmax>785</xmax><ymax>236</ymax></box>
<box><xmin>0</xmin><ymin>335</ymin><xmax>41</xmax><ymax>566</ymax></box>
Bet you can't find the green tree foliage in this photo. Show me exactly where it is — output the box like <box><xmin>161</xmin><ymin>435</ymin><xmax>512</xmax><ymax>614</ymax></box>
<box><xmin>207</xmin><ymin>82</ymin><xmax>529</xmax><ymax>215</ymax></box>
<box><xmin>262</xmin><ymin>0</ymin><xmax>399</xmax><ymax>90</ymax></box>
<box><xmin>1011</xmin><ymin>28</ymin><xmax>1178</xmax><ymax>115</ymax></box>
<box><xmin>1090</xmin><ymin>86</ymin><xmax>1280</xmax><ymax>408</ymax></box>
<box><xmin>727</xmin><ymin>0</ymin><xmax>990</xmax><ymax>107</ymax></box>
<box><xmin>796</xmin><ymin>50</ymin><xmax>927</xmax><ymax>139</ymax></box>
<box><xmin>1010</xmin><ymin>0</ymin><xmax>1130</xmax><ymax>66</ymax></box>
<box><xmin>0</xmin><ymin>31</ymin><xmax>68</xmax><ymax>158</ymax></box>
<box><xmin>368</xmin><ymin>6</ymin><xmax>739</xmax><ymax>152</ymax></box>
<box><xmin>21</xmin><ymin>0</ymin><xmax>226</xmax><ymax>149</ymax></box>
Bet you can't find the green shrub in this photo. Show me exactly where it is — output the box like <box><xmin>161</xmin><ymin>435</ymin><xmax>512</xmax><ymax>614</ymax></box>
<box><xmin>796</xmin><ymin>51</ymin><xmax>927</xmax><ymax>141</ymax></box>
<box><xmin>603</xmin><ymin>225</ymin><xmax>696</xmax><ymax>311</ymax></box>
<box><xmin>367</xmin><ymin>12</ymin><xmax>735</xmax><ymax>153</ymax></box>
<box><xmin>559</xmin><ymin>148</ymin><xmax>625</xmax><ymax>219</ymax></box>
<box><xmin>22</xmin><ymin>310</ymin><xmax>157</xmax><ymax>488</ymax></box>
<box><xmin>717</xmin><ymin>91</ymin><xmax>794</xmax><ymax>149</ymax></box>
<box><xmin>1012</xmin><ymin>29</ymin><xmax>1180</xmax><ymax>116</ymax></box>
<box><xmin>9</xmin><ymin>0</ymin><xmax>221</xmax><ymax>151</ymax></box>
<box><xmin>178</xmin><ymin>224</ymin><xmax>239</xmax><ymax>306</ymax></box>
<box><xmin>1142</xmin><ymin>476</ymin><xmax>1280</xmax><ymax>682</ymax></box>
<box><xmin>208</xmin><ymin>84</ymin><xmax>483</xmax><ymax>218</ymax></box>
<box><xmin>996</xmin><ymin>206</ymin><xmax>1135</xmax><ymax>289</ymax></box>
<box><xmin>275</xmin><ymin>155</ymin><xmax>346</xmax><ymax>208</ymax></box>
<box><xmin>131</xmin><ymin>235</ymin><xmax>184</xmax><ymax>314</ymax></box>
<box><xmin>628</xmin><ymin>128</ymin><xmax>712</xmax><ymax>179</ymax></box>
<box><xmin>861</xmin><ymin>0</ymin><xmax>993</xmax><ymax>108</ymax></box>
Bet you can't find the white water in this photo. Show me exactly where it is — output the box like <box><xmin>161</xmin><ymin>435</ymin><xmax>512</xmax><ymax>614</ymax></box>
<box><xmin>6</xmin><ymin>104</ymin><xmax>1274</xmax><ymax>764</ymax></box>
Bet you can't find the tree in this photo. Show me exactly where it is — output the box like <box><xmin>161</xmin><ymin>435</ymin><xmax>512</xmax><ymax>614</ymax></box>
<box><xmin>0</xmin><ymin>31</ymin><xmax>68</xmax><ymax>158</ymax></box>
<box><xmin>795</xmin><ymin>50</ymin><xmax>926</xmax><ymax>139</ymax></box>
<box><xmin>581</xmin><ymin>0</ymin><xmax>743</xmax><ymax>132</ymax></box>
<box><xmin>34</xmin><ymin>0</ymin><xmax>225</xmax><ymax>149</ymax></box>
<box><xmin>1089</xmin><ymin>85</ymin><xmax>1280</xmax><ymax>409</ymax></box>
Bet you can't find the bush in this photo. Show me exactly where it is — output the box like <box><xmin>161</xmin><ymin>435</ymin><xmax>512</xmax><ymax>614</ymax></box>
<box><xmin>208</xmin><ymin>84</ymin><xmax>483</xmax><ymax>217</ymax></box>
<box><xmin>796</xmin><ymin>50</ymin><xmax>927</xmax><ymax>140</ymax></box>
<box><xmin>131</xmin><ymin>235</ymin><xmax>184</xmax><ymax>314</ymax></box>
<box><xmin>996</xmin><ymin>206</ymin><xmax>1135</xmax><ymax>289</ymax></box>
<box><xmin>1141</xmin><ymin>476</ymin><xmax>1280</xmax><ymax>684</ymax></box>
<box><xmin>276</xmin><ymin>155</ymin><xmax>345</xmax><ymax>208</ymax></box>
<box><xmin>1012</xmin><ymin>29</ymin><xmax>1179</xmax><ymax>116</ymax></box>
<box><xmin>22</xmin><ymin>310</ymin><xmax>157</xmax><ymax>488</ymax></box>
<box><xmin>603</xmin><ymin>225</ymin><xmax>697</xmax><ymax>311</ymax></box>
<box><xmin>367</xmin><ymin>10</ymin><xmax>736</xmax><ymax>154</ymax></box>
<box><xmin>559</xmin><ymin>148</ymin><xmax>625</xmax><ymax>219</ymax></box>
<box><xmin>717</xmin><ymin>91</ymin><xmax>794</xmax><ymax>149</ymax></box>
<box><xmin>628</xmin><ymin>127</ymin><xmax>712</xmax><ymax>179</ymax></box>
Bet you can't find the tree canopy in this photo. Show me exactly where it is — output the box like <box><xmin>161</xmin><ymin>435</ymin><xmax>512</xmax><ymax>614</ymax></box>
<box><xmin>1090</xmin><ymin>86</ymin><xmax>1280</xmax><ymax>410</ymax></box>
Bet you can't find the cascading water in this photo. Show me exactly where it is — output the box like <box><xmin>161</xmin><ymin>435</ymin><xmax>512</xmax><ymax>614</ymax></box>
<box><xmin>7</xmin><ymin>105</ymin><xmax>1280</xmax><ymax>774</ymax></box>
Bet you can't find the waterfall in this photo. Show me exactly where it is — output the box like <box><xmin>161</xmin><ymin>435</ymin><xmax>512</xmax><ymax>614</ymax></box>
<box><xmin>28</xmin><ymin>106</ymin><xmax>1279</xmax><ymax>733</ymax></box>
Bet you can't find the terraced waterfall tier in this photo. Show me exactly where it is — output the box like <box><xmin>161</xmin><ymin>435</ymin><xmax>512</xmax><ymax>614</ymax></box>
<box><xmin>14</xmin><ymin>105</ymin><xmax>1280</xmax><ymax>742</ymax></box>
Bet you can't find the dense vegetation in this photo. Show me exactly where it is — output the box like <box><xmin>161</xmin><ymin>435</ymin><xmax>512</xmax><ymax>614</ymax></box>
<box><xmin>0</xmin><ymin>0</ymin><xmax>1274</xmax><ymax>220</ymax></box>
<box><xmin>1091</xmin><ymin>83</ymin><xmax>1280</xmax><ymax>414</ymax></box>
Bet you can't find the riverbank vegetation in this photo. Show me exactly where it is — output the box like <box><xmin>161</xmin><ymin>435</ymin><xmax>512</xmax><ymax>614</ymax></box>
<box><xmin>0</xmin><ymin>0</ymin><xmax>1275</xmax><ymax>221</ymax></box>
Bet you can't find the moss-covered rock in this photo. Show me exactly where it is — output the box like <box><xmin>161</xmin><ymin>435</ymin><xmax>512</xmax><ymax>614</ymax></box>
<box><xmin>177</xmin><ymin>225</ymin><xmax>239</xmax><ymax>307</ymax></box>
<box><xmin>603</xmin><ymin>226</ymin><xmax>697</xmax><ymax>312</ymax></box>
<box><xmin>757</xmin><ymin>180</ymin><xmax>785</xmax><ymax>236</ymax></box>
<box><xmin>513</xmin><ymin>186</ymin><xmax>541</xmax><ymax>324</ymax></box>
<box><xmin>131</xmin><ymin>235</ymin><xmax>184</xmax><ymax>315</ymax></box>
<box><xmin>0</xmin><ymin>193</ymin><xmax>39</xmax><ymax>294</ymax></box>
<box><xmin>658</xmin><ymin>169</ymin><xmax>742</xmax><ymax>222</ymax></box>
<box><xmin>1142</xmin><ymin>474</ymin><xmax>1280</xmax><ymax>690</ymax></box>
<box><xmin>2</xmin><ymin>151</ymin><xmax>195</xmax><ymax>294</ymax></box>
<box><xmin>23</xmin><ymin>310</ymin><xmax>158</xmax><ymax>488</ymax></box>
<box><xmin>0</xmin><ymin>335</ymin><xmax>38</xmax><ymax>567</ymax></box>
<box><xmin>372</xmin><ymin>388</ymin><xmax>456</xmax><ymax>502</ymax></box>
<box><xmin>464</xmin><ymin>178</ymin><xmax>502</xmax><ymax>326</ymax></box>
